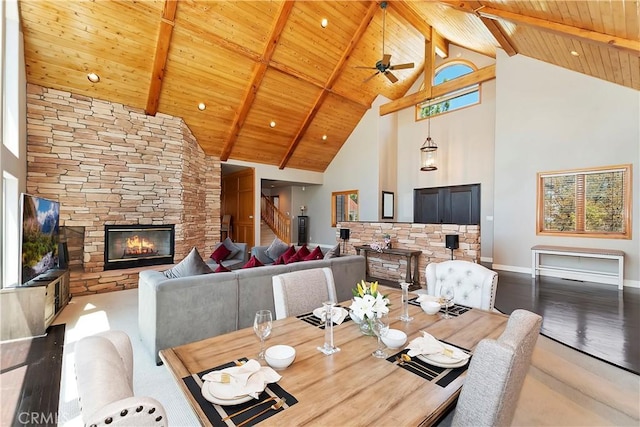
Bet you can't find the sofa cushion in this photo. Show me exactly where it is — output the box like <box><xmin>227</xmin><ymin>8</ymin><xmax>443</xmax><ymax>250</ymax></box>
<box><xmin>222</xmin><ymin>237</ymin><xmax>242</xmax><ymax>259</ymax></box>
<box><xmin>242</xmin><ymin>255</ymin><xmax>264</xmax><ymax>269</ymax></box>
<box><xmin>304</xmin><ymin>245</ymin><xmax>324</xmax><ymax>261</ymax></box>
<box><xmin>265</xmin><ymin>237</ymin><xmax>289</xmax><ymax>260</ymax></box>
<box><xmin>324</xmin><ymin>243</ymin><xmax>341</xmax><ymax>259</ymax></box>
<box><xmin>164</xmin><ymin>247</ymin><xmax>212</xmax><ymax>278</ymax></box>
<box><xmin>210</xmin><ymin>244</ymin><xmax>231</xmax><ymax>263</ymax></box>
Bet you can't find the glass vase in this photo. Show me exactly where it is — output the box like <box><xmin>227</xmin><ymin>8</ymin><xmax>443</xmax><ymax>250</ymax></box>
<box><xmin>359</xmin><ymin>315</ymin><xmax>376</xmax><ymax>336</ymax></box>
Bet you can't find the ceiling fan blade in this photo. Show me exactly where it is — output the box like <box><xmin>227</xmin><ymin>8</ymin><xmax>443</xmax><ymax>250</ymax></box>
<box><xmin>363</xmin><ymin>71</ymin><xmax>380</xmax><ymax>83</ymax></box>
<box><xmin>381</xmin><ymin>54</ymin><xmax>391</xmax><ymax>67</ymax></box>
<box><xmin>389</xmin><ymin>62</ymin><xmax>414</xmax><ymax>70</ymax></box>
<box><xmin>384</xmin><ymin>71</ymin><xmax>398</xmax><ymax>83</ymax></box>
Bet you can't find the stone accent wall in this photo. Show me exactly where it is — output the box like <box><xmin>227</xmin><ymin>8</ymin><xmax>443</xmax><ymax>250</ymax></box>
<box><xmin>25</xmin><ymin>84</ymin><xmax>221</xmax><ymax>295</ymax></box>
<box><xmin>337</xmin><ymin>222</ymin><xmax>480</xmax><ymax>288</ymax></box>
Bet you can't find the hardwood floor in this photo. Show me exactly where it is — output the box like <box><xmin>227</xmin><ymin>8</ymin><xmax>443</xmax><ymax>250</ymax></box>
<box><xmin>493</xmin><ymin>269</ymin><xmax>640</xmax><ymax>375</ymax></box>
<box><xmin>0</xmin><ymin>324</ymin><xmax>65</xmax><ymax>427</ymax></box>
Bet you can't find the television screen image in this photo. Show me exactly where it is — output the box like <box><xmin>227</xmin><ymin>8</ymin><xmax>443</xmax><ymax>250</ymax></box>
<box><xmin>20</xmin><ymin>194</ymin><xmax>60</xmax><ymax>284</ymax></box>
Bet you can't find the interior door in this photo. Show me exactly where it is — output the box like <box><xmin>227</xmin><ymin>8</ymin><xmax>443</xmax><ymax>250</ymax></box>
<box><xmin>222</xmin><ymin>168</ymin><xmax>255</xmax><ymax>251</ymax></box>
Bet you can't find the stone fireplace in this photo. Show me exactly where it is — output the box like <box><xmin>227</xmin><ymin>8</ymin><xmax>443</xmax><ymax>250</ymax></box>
<box><xmin>104</xmin><ymin>224</ymin><xmax>175</xmax><ymax>270</ymax></box>
<box><xmin>25</xmin><ymin>84</ymin><xmax>221</xmax><ymax>295</ymax></box>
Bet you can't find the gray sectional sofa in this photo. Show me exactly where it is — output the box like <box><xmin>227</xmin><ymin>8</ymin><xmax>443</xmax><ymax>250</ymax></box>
<box><xmin>138</xmin><ymin>254</ymin><xmax>365</xmax><ymax>364</ymax></box>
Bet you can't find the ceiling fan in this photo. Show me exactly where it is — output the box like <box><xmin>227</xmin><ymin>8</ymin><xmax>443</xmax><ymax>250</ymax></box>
<box><xmin>357</xmin><ymin>1</ymin><xmax>415</xmax><ymax>84</ymax></box>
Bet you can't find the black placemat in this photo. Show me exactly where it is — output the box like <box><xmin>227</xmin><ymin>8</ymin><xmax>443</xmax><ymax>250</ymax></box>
<box><xmin>182</xmin><ymin>358</ymin><xmax>298</xmax><ymax>427</ymax></box>
<box><xmin>386</xmin><ymin>346</ymin><xmax>471</xmax><ymax>388</ymax></box>
<box><xmin>408</xmin><ymin>297</ymin><xmax>471</xmax><ymax>317</ymax></box>
<box><xmin>296</xmin><ymin>305</ymin><xmax>352</xmax><ymax>329</ymax></box>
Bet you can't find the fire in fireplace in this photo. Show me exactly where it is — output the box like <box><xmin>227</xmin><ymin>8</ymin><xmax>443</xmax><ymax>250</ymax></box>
<box><xmin>104</xmin><ymin>224</ymin><xmax>175</xmax><ymax>270</ymax></box>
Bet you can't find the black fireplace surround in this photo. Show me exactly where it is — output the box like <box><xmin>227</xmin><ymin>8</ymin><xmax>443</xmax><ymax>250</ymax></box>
<box><xmin>104</xmin><ymin>224</ymin><xmax>175</xmax><ymax>270</ymax></box>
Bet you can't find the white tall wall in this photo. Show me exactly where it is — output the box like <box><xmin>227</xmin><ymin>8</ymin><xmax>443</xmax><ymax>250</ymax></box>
<box><xmin>397</xmin><ymin>46</ymin><xmax>497</xmax><ymax>260</ymax></box>
<box><xmin>493</xmin><ymin>50</ymin><xmax>639</xmax><ymax>284</ymax></box>
<box><xmin>1</xmin><ymin>0</ymin><xmax>27</xmax><ymax>288</ymax></box>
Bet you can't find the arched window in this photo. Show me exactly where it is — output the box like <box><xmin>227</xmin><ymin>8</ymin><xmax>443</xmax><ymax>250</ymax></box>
<box><xmin>416</xmin><ymin>60</ymin><xmax>480</xmax><ymax>120</ymax></box>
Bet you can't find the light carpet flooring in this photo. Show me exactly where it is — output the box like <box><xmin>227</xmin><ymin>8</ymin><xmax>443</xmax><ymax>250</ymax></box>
<box><xmin>55</xmin><ymin>289</ymin><xmax>639</xmax><ymax>426</ymax></box>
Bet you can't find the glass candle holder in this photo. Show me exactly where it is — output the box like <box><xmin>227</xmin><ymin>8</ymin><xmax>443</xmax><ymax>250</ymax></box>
<box><xmin>317</xmin><ymin>301</ymin><xmax>340</xmax><ymax>355</ymax></box>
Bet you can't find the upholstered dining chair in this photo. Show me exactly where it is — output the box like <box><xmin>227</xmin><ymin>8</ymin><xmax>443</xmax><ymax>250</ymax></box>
<box><xmin>272</xmin><ymin>267</ymin><xmax>337</xmax><ymax>319</ymax></box>
<box><xmin>75</xmin><ymin>330</ymin><xmax>167</xmax><ymax>426</ymax></box>
<box><xmin>451</xmin><ymin>309</ymin><xmax>542</xmax><ymax>427</ymax></box>
<box><xmin>425</xmin><ymin>260</ymin><xmax>498</xmax><ymax>311</ymax></box>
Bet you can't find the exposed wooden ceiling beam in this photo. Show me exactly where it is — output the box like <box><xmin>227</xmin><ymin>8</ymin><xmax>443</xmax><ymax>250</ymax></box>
<box><xmin>379</xmin><ymin>64</ymin><xmax>496</xmax><ymax>116</ymax></box>
<box><xmin>278</xmin><ymin>1</ymin><xmax>380</xmax><ymax>169</ymax></box>
<box><xmin>145</xmin><ymin>0</ymin><xmax>178</xmax><ymax>116</ymax></box>
<box><xmin>461</xmin><ymin>0</ymin><xmax>517</xmax><ymax>56</ymax></box>
<box><xmin>220</xmin><ymin>0</ymin><xmax>295</xmax><ymax>162</ymax></box>
<box><xmin>423</xmin><ymin>28</ymin><xmax>435</xmax><ymax>99</ymax></box>
<box><xmin>391</xmin><ymin>1</ymin><xmax>432</xmax><ymax>42</ymax></box>
<box><xmin>442</xmin><ymin>1</ymin><xmax>639</xmax><ymax>56</ymax></box>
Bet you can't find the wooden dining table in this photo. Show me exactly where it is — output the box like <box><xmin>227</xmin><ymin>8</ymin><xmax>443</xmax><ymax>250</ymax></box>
<box><xmin>160</xmin><ymin>287</ymin><xmax>509</xmax><ymax>426</ymax></box>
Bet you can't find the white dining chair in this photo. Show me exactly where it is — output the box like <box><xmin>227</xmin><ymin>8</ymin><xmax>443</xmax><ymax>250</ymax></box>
<box><xmin>450</xmin><ymin>309</ymin><xmax>542</xmax><ymax>426</ymax></box>
<box><xmin>271</xmin><ymin>267</ymin><xmax>337</xmax><ymax>319</ymax></box>
<box><xmin>425</xmin><ymin>260</ymin><xmax>498</xmax><ymax>311</ymax></box>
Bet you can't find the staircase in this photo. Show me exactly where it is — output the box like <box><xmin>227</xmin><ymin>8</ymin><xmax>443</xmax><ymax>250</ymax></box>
<box><xmin>260</xmin><ymin>194</ymin><xmax>291</xmax><ymax>244</ymax></box>
<box><xmin>260</xmin><ymin>221</ymin><xmax>277</xmax><ymax>246</ymax></box>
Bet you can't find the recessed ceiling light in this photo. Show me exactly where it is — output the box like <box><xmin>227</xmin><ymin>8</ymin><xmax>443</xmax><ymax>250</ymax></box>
<box><xmin>87</xmin><ymin>73</ymin><xmax>100</xmax><ymax>83</ymax></box>
<box><xmin>322</xmin><ymin>134</ymin><xmax>328</xmax><ymax>141</ymax></box>
<box><xmin>570</xmin><ymin>50</ymin><xmax>580</xmax><ymax>57</ymax></box>
<box><xmin>198</xmin><ymin>102</ymin><xmax>206</xmax><ymax>111</ymax></box>
<box><xmin>321</xmin><ymin>18</ymin><xmax>328</xmax><ymax>28</ymax></box>
<box><xmin>269</xmin><ymin>121</ymin><xmax>276</xmax><ymax>128</ymax></box>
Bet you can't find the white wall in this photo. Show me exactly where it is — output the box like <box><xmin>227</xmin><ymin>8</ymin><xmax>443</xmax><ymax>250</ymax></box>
<box><xmin>1</xmin><ymin>0</ymin><xmax>27</xmax><ymax>288</ymax></box>
<box><xmin>306</xmin><ymin>95</ymin><xmax>390</xmax><ymax>245</ymax></box>
<box><xmin>493</xmin><ymin>50</ymin><xmax>640</xmax><ymax>284</ymax></box>
<box><xmin>396</xmin><ymin>46</ymin><xmax>497</xmax><ymax>260</ymax></box>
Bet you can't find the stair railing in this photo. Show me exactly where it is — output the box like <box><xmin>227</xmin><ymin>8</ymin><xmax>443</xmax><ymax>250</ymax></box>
<box><xmin>261</xmin><ymin>194</ymin><xmax>291</xmax><ymax>243</ymax></box>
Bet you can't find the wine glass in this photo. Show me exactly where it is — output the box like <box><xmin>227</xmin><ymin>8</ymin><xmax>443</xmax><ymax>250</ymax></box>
<box><xmin>253</xmin><ymin>310</ymin><xmax>272</xmax><ymax>359</ymax></box>
<box><xmin>371</xmin><ymin>313</ymin><xmax>390</xmax><ymax>358</ymax></box>
<box><xmin>440</xmin><ymin>286</ymin><xmax>455</xmax><ymax>319</ymax></box>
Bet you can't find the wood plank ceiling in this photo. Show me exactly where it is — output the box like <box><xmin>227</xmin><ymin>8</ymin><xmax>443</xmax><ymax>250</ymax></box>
<box><xmin>18</xmin><ymin>1</ymin><xmax>640</xmax><ymax>172</ymax></box>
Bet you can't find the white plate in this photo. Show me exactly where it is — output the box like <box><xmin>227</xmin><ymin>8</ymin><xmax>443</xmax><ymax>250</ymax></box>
<box><xmin>416</xmin><ymin>343</ymin><xmax>470</xmax><ymax>368</ymax></box>
<box><xmin>417</xmin><ymin>353</ymin><xmax>468</xmax><ymax>369</ymax></box>
<box><xmin>201</xmin><ymin>381</ymin><xmax>254</xmax><ymax>406</ymax></box>
<box><xmin>204</xmin><ymin>368</ymin><xmax>267</xmax><ymax>400</ymax></box>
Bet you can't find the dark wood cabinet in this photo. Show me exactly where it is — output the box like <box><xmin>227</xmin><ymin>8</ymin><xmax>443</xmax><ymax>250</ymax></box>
<box><xmin>298</xmin><ymin>215</ymin><xmax>308</xmax><ymax>245</ymax></box>
<box><xmin>414</xmin><ymin>184</ymin><xmax>480</xmax><ymax>225</ymax></box>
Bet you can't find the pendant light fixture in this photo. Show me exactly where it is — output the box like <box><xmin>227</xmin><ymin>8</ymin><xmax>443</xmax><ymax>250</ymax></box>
<box><xmin>420</xmin><ymin>101</ymin><xmax>438</xmax><ymax>171</ymax></box>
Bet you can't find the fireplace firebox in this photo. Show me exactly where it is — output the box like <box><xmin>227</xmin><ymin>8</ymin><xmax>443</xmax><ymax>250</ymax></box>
<box><xmin>104</xmin><ymin>224</ymin><xmax>175</xmax><ymax>270</ymax></box>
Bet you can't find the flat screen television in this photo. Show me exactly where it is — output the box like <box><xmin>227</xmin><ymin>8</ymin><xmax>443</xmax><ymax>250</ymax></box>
<box><xmin>20</xmin><ymin>193</ymin><xmax>60</xmax><ymax>284</ymax></box>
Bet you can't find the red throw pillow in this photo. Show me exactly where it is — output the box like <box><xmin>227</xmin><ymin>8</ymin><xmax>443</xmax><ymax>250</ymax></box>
<box><xmin>210</xmin><ymin>244</ymin><xmax>231</xmax><ymax>263</ymax></box>
<box><xmin>275</xmin><ymin>246</ymin><xmax>296</xmax><ymax>264</ymax></box>
<box><xmin>296</xmin><ymin>245</ymin><xmax>311</xmax><ymax>259</ymax></box>
<box><xmin>304</xmin><ymin>246</ymin><xmax>323</xmax><ymax>261</ymax></box>
<box><xmin>242</xmin><ymin>255</ymin><xmax>264</xmax><ymax>269</ymax></box>
<box><xmin>285</xmin><ymin>251</ymin><xmax>302</xmax><ymax>264</ymax></box>
<box><xmin>214</xmin><ymin>264</ymin><xmax>231</xmax><ymax>273</ymax></box>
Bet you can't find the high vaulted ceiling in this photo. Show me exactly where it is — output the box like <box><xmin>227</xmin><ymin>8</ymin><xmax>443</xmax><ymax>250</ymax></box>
<box><xmin>19</xmin><ymin>1</ymin><xmax>640</xmax><ymax>172</ymax></box>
